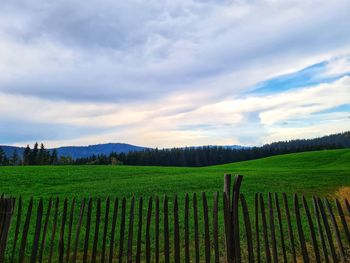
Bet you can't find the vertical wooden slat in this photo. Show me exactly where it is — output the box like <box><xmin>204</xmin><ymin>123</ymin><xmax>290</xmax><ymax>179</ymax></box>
<box><xmin>109</xmin><ymin>198</ymin><xmax>119</xmax><ymax>263</ymax></box>
<box><xmin>312</xmin><ymin>197</ymin><xmax>329</xmax><ymax>263</ymax></box>
<box><xmin>223</xmin><ymin>192</ymin><xmax>232</xmax><ymax>263</ymax></box>
<box><xmin>345</xmin><ymin>199</ymin><xmax>350</xmax><ymax>217</ymax></box>
<box><xmin>294</xmin><ymin>194</ymin><xmax>309</xmax><ymax>263</ymax></box>
<box><xmin>302</xmin><ymin>196</ymin><xmax>320</xmax><ymax>263</ymax></box>
<box><xmin>173</xmin><ymin>195</ymin><xmax>180</xmax><ymax>263</ymax></box>
<box><xmin>335</xmin><ymin>199</ymin><xmax>350</xmax><ymax>246</ymax></box>
<box><xmin>136</xmin><ymin>197</ymin><xmax>143</xmax><ymax>263</ymax></box>
<box><xmin>184</xmin><ymin>194</ymin><xmax>190</xmax><ymax>263</ymax></box>
<box><xmin>268</xmin><ymin>192</ymin><xmax>278</xmax><ymax>263</ymax></box>
<box><xmin>274</xmin><ymin>193</ymin><xmax>287</xmax><ymax>263</ymax></box>
<box><xmin>255</xmin><ymin>193</ymin><xmax>260</xmax><ymax>263</ymax></box>
<box><xmin>48</xmin><ymin>198</ymin><xmax>59</xmax><ymax>263</ymax></box>
<box><xmin>18</xmin><ymin>198</ymin><xmax>33</xmax><ymax>263</ymax></box>
<box><xmin>11</xmin><ymin>196</ymin><xmax>22</xmax><ymax>263</ymax></box>
<box><xmin>232</xmin><ymin>175</ymin><xmax>243</xmax><ymax>263</ymax></box>
<box><xmin>259</xmin><ymin>194</ymin><xmax>271</xmax><ymax>263</ymax></box>
<box><xmin>101</xmin><ymin>197</ymin><xmax>110</xmax><ymax>263</ymax></box>
<box><xmin>58</xmin><ymin>198</ymin><xmax>68</xmax><ymax>263</ymax></box>
<box><xmin>66</xmin><ymin>197</ymin><xmax>76</xmax><ymax>263</ymax></box>
<box><xmin>316</xmin><ymin>198</ymin><xmax>337</xmax><ymax>262</ymax></box>
<box><xmin>224</xmin><ymin>174</ymin><xmax>231</xmax><ymax>201</ymax></box>
<box><xmin>193</xmin><ymin>193</ymin><xmax>200</xmax><ymax>263</ymax></box>
<box><xmin>202</xmin><ymin>192</ymin><xmax>211</xmax><ymax>263</ymax></box>
<box><xmin>83</xmin><ymin>198</ymin><xmax>93</xmax><ymax>263</ymax></box>
<box><xmin>324</xmin><ymin>198</ymin><xmax>345</xmax><ymax>262</ymax></box>
<box><xmin>127</xmin><ymin>196</ymin><xmax>135</xmax><ymax>263</ymax></box>
<box><xmin>91</xmin><ymin>198</ymin><xmax>101</xmax><ymax>263</ymax></box>
<box><xmin>30</xmin><ymin>198</ymin><xmax>43</xmax><ymax>263</ymax></box>
<box><xmin>163</xmin><ymin>195</ymin><xmax>170</xmax><ymax>263</ymax></box>
<box><xmin>240</xmin><ymin>194</ymin><xmax>254</xmax><ymax>263</ymax></box>
<box><xmin>72</xmin><ymin>198</ymin><xmax>86</xmax><ymax>263</ymax></box>
<box><xmin>213</xmin><ymin>192</ymin><xmax>219</xmax><ymax>263</ymax></box>
<box><xmin>0</xmin><ymin>198</ymin><xmax>14</xmax><ymax>263</ymax></box>
<box><xmin>38</xmin><ymin>198</ymin><xmax>53</xmax><ymax>263</ymax></box>
<box><xmin>118</xmin><ymin>198</ymin><xmax>126</xmax><ymax>263</ymax></box>
<box><xmin>155</xmin><ymin>196</ymin><xmax>159</xmax><ymax>263</ymax></box>
<box><xmin>145</xmin><ymin>197</ymin><xmax>152</xmax><ymax>263</ymax></box>
<box><xmin>282</xmin><ymin>193</ymin><xmax>297</xmax><ymax>263</ymax></box>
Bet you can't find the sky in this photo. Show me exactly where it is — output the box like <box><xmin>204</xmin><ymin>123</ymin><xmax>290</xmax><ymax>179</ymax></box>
<box><xmin>0</xmin><ymin>0</ymin><xmax>350</xmax><ymax>148</ymax></box>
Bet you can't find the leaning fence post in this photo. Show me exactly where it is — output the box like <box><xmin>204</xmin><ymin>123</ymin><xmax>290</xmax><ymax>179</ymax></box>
<box><xmin>224</xmin><ymin>174</ymin><xmax>232</xmax><ymax>202</ymax></box>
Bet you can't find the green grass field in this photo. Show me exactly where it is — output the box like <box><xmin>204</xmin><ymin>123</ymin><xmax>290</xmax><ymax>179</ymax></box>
<box><xmin>1</xmin><ymin>149</ymin><xmax>350</xmax><ymax>262</ymax></box>
<box><xmin>1</xmin><ymin>148</ymin><xmax>349</xmax><ymax>200</ymax></box>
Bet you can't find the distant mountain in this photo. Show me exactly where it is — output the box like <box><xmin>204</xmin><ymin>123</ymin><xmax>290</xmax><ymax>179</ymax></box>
<box><xmin>55</xmin><ymin>143</ymin><xmax>148</xmax><ymax>159</ymax></box>
<box><xmin>0</xmin><ymin>143</ymin><xmax>148</xmax><ymax>159</ymax></box>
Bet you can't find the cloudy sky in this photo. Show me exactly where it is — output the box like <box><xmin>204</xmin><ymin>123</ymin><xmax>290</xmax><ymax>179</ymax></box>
<box><xmin>0</xmin><ymin>0</ymin><xmax>350</xmax><ymax>148</ymax></box>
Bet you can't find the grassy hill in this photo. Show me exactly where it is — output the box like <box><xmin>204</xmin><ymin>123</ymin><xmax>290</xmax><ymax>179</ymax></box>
<box><xmin>1</xmin><ymin>149</ymin><xmax>349</xmax><ymax>261</ymax></box>
<box><xmin>1</xmin><ymin>149</ymin><xmax>349</xmax><ymax>201</ymax></box>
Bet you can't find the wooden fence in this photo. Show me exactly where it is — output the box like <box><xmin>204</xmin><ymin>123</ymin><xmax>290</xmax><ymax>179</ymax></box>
<box><xmin>1</xmin><ymin>174</ymin><xmax>350</xmax><ymax>262</ymax></box>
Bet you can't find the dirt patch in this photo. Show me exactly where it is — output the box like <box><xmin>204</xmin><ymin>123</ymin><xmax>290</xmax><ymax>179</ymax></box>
<box><xmin>334</xmin><ymin>186</ymin><xmax>350</xmax><ymax>201</ymax></box>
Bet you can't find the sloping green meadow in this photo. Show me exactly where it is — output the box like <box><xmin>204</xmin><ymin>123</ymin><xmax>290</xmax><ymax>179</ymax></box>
<box><xmin>1</xmin><ymin>149</ymin><xmax>349</xmax><ymax>262</ymax></box>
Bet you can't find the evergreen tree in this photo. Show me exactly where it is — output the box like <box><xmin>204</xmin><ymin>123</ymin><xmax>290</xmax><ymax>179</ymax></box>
<box><xmin>30</xmin><ymin>142</ymin><xmax>39</xmax><ymax>165</ymax></box>
<box><xmin>10</xmin><ymin>150</ymin><xmax>20</xmax><ymax>166</ymax></box>
<box><xmin>0</xmin><ymin>147</ymin><xmax>5</xmax><ymax>165</ymax></box>
<box><xmin>23</xmin><ymin>145</ymin><xmax>31</xmax><ymax>165</ymax></box>
<box><xmin>50</xmin><ymin>149</ymin><xmax>58</xmax><ymax>165</ymax></box>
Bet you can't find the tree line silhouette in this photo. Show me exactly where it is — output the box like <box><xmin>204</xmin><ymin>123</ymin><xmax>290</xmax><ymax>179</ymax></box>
<box><xmin>0</xmin><ymin>131</ymin><xmax>349</xmax><ymax>166</ymax></box>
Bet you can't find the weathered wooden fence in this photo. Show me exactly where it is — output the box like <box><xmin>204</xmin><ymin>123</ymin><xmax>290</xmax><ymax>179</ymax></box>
<box><xmin>1</xmin><ymin>175</ymin><xmax>350</xmax><ymax>262</ymax></box>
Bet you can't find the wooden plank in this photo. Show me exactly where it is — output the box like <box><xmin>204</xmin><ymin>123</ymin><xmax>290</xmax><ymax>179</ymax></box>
<box><xmin>224</xmin><ymin>174</ymin><xmax>231</xmax><ymax>201</ymax></box>
<box><xmin>163</xmin><ymin>195</ymin><xmax>170</xmax><ymax>263</ymax></box>
<box><xmin>145</xmin><ymin>197</ymin><xmax>153</xmax><ymax>263</ymax></box>
<box><xmin>316</xmin><ymin>197</ymin><xmax>337</xmax><ymax>262</ymax></box>
<box><xmin>83</xmin><ymin>198</ymin><xmax>93</xmax><ymax>263</ymax></box>
<box><xmin>91</xmin><ymin>198</ymin><xmax>101</xmax><ymax>263</ymax></box>
<box><xmin>259</xmin><ymin>194</ymin><xmax>271</xmax><ymax>263</ymax></box>
<box><xmin>335</xmin><ymin>198</ymin><xmax>350</xmax><ymax>246</ymax></box>
<box><xmin>324</xmin><ymin>198</ymin><xmax>345</xmax><ymax>262</ymax></box>
<box><xmin>294</xmin><ymin>194</ymin><xmax>309</xmax><ymax>263</ymax></box>
<box><xmin>232</xmin><ymin>175</ymin><xmax>243</xmax><ymax>263</ymax></box>
<box><xmin>202</xmin><ymin>192</ymin><xmax>211</xmax><ymax>263</ymax></box>
<box><xmin>312</xmin><ymin>197</ymin><xmax>329</xmax><ymax>263</ymax></box>
<box><xmin>109</xmin><ymin>198</ymin><xmax>119</xmax><ymax>263</ymax></box>
<box><xmin>282</xmin><ymin>193</ymin><xmax>297</xmax><ymax>263</ymax></box>
<box><xmin>213</xmin><ymin>192</ymin><xmax>219</xmax><ymax>263</ymax></box>
<box><xmin>184</xmin><ymin>194</ymin><xmax>190</xmax><ymax>263</ymax></box>
<box><xmin>38</xmin><ymin>198</ymin><xmax>52</xmax><ymax>263</ymax></box>
<box><xmin>72</xmin><ymin>198</ymin><xmax>86</xmax><ymax>263</ymax></box>
<box><xmin>345</xmin><ymin>199</ymin><xmax>350</xmax><ymax>217</ymax></box>
<box><xmin>18</xmin><ymin>198</ymin><xmax>33</xmax><ymax>263</ymax></box>
<box><xmin>173</xmin><ymin>195</ymin><xmax>180</xmax><ymax>263</ymax></box>
<box><xmin>255</xmin><ymin>193</ymin><xmax>260</xmax><ymax>263</ymax></box>
<box><xmin>58</xmin><ymin>198</ymin><xmax>68</xmax><ymax>263</ymax></box>
<box><xmin>101</xmin><ymin>197</ymin><xmax>110</xmax><ymax>263</ymax></box>
<box><xmin>66</xmin><ymin>197</ymin><xmax>76</xmax><ymax>263</ymax></box>
<box><xmin>193</xmin><ymin>193</ymin><xmax>200</xmax><ymax>263</ymax></box>
<box><xmin>136</xmin><ymin>197</ymin><xmax>143</xmax><ymax>263</ymax></box>
<box><xmin>48</xmin><ymin>198</ymin><xmax>59</xmax><ymax>263</ymax></box>
<box><xmin>302</xmin><ymin>196</ymin><xmax>320</xmax><ymax>263</ymax></box>
<box><xmin>10</xmin><ymin>196</ymin><xmax>22</xmax><ymax>263</ymax></box>
<box><xmin>30</xmin><ymin>198</ymin><xmax>43</xmax><ymax>263</ymax></box>
<box><xmin>118</xmin><ymin>198</ymin><xmax>127</xmax><ymax>263</ymax></box>
<box><xmin>274</xmin><ymin>193</ymin><xmax>287</xmax><ymax>263</ymax></box>
<box><xmin>155</xmin><ymin>196</ymin><xmax>159</xmax><ymax>263</ymax></box>
<box><xmin>0</xmin><ymin>198</ymin><xmax>14</xmax><ymax>263</ymax></box>
<box><xmin>223</xmin><ymin>192</ymin><xmax>232</xmax><ymax>263</ymax></box>
<box><xmin>127</xmin><ymin>196</ymin><xmax>135</xmax><ymax>263</ymax></box>
<box><xmin>268</xmin><ymin>192</ymin><xmax>278</xmax><ymax>263</ymax></box>
<box><xmin>240</xmin><ymin>194</ymin><xmax>254</xmax><ymax>263</ymax></box>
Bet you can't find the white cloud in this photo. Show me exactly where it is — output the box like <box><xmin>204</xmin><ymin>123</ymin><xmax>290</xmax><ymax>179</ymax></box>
<box><xmin>0</xmin><ymin>0</ymin><xmax>350</xmax><ymax>146</ymax></box>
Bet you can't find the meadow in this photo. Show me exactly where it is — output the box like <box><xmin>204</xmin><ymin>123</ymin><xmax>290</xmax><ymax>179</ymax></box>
<box><xmin>1</xmin><ymin>149</ymin><xmax>350</xmax><ymax>262</ymax></box>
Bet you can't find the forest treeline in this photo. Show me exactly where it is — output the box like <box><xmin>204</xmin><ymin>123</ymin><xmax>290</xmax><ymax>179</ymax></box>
<box><xmin>0</xmin><ymin>131</ymin><xmax>349</xmax><ymax>166</ymax></box>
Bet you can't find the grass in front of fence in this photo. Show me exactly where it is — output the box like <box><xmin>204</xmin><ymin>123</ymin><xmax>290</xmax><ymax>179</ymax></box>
<box><xmin>1</xmin><ymin>148</ymin><xmax>350</xmax><ymax>261</ymax></box>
